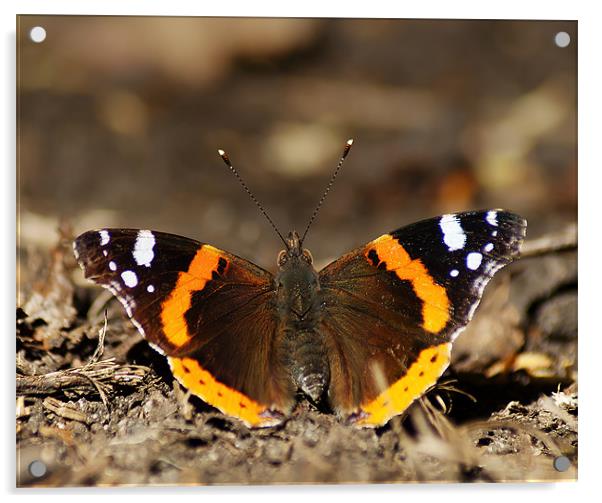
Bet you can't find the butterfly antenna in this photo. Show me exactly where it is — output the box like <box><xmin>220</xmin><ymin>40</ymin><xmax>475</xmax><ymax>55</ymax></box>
<box><xmin>300</xmin><ymin>138</ymin><xmax>354</xmax><ymax>245</ymax></box>
<box><xmin>217</xmin><ymin>148</ymin><xmax>288</xmax><ymax>248</ymax></box>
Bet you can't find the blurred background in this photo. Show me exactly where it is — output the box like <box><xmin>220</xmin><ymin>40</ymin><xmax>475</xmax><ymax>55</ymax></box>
<box><xmin>17</xmin><ymin>16</ymin><xmax>576</xmax><ymax>269</ymax></box>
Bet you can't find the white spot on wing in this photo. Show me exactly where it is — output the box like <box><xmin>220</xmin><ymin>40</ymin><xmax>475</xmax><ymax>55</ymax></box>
<box><xmin>99</xmin><ymin>230</ymin><xmax>110</xmax><ymax>246</ymax></box>
<box><xmin>103</xmin><ymin>250</ymin><xmax>108</xmax><ymax>257</ymax></box>
<box><xmin>484</xmin><ymin>243</ymin><xmax>494</xmax><ymax>253</ymax></box>
<box><xmin>450</xmin><ymin>269</ymin><xmax>459</xmax><ymax>277</ymax></box>
<box><xmin>147</xmin><ymin>284</ymin><xmax>155</xmax><ymax>293</ymax></box>
<box><xmin>109</xmin><ymin>261</ymin><xmax>117</xmax><ymax>271</ymax></box>
<box><xmin>121</xmin><ymin>270</ymin><xmax>138</xmax><ymax>288</ymax></box>
<box><xmin>466</xmin><ymin>252</ymin><xmax>483</xmax><ymax>270</ymax></box>
<box><xmin>486</xmin><ymin>210</ymin><xmax>498</xmax><ymax>227</ymax></box>
<box><xmin>133</xmin><ymin>230</ymin><xmax>155</xmax><ymax>267</ymax></box>
<box><xmin>439</xmin><ymin>214</ymin><xmax>466</xmax><ymax>251</ymax></box>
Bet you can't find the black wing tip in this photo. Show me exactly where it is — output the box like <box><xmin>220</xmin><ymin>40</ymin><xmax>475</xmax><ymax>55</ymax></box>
<box><xmin>72</xmin><ymin>229</ymin><xmax>113</xmax><ymax>276</ymax></box>
<box><xmin>490</xmin><ymin>210</ymin><xmax>528</xmax><ymax>256</ymax></box>
<box><xmin>72</xmin><ymin>232</ymin><xmax>92</xmax><ymax>266</ymax></box>
<box><xmin>493</xmin><ymin>209</ymin><xmax>527</xmax><ymax>227</ymax></box>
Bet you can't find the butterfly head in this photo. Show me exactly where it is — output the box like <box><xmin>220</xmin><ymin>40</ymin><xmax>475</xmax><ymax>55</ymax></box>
<box><xmin>278</xmin><ymin>231</ymin><xmax>314</xmax><ymax>268</ymax></box>
<box><xmin>276</xmin><ymin>231</ymin><xmax>318</xmax><ymax>317</ymax></box>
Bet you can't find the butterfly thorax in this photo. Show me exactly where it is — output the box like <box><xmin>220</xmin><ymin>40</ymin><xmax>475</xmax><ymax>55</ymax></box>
<box><xmin>275</xmin><ymin>231</ymin><xmax>329</xmax><ymax>403</ymax></box>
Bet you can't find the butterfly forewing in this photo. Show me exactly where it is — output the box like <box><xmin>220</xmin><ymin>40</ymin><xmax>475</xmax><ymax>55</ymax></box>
<box><xmin>75</xmin><ymin>229</ymin><xmax>201</xmax><ymax>349</ymax></box>
<box><xmin>389</xmin><ymin>210</ymin><xmax>526</xmax><ymax>332</ymax></box>
<box><xmin>318</xmin><ymin>210</ymin><xmax>526</xmax><ymax>426</ymax></box>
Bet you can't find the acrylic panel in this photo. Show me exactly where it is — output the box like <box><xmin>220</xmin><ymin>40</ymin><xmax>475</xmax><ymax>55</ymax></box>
<box><xmin>16</xmin><ymin>16</ymin><xmax>577</xmax><ymax>486</ymax></box>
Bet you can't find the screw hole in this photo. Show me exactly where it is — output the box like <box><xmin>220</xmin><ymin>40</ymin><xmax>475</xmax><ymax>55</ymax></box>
<box><xmin>29</xmin><ymin>26</ymin><xmax>46</xmax><ymax>43</ymax></box>
<box><xmin>554</xmin><ymin>31</ymin><xmax>570</xmax><ymax>48</ymax></box>
<box><xmin>28</xmin><ymin>460</ymin><xmax>47</xmax><ymax>478</ymax></box>
<box><xmin>553</xmin><ymin>455</ymin><xmax>571</xmax><ymax>472</ymax></box>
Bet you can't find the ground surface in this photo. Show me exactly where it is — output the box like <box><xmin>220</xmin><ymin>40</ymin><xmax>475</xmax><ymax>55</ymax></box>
<box><xmin>17</xmin><ymin>17</ymin><xmax>577</xmax><ymax>486</ymax></box>
<box><xmin>16</xmin><ymin>227</ymin><xmax>577</xmax><ymax>486</ymax></box>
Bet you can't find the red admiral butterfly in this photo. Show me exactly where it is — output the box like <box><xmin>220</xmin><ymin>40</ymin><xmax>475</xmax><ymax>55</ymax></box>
<box><xmin>74</xmin><ymin>141</ymin><xmax>526</xmax><ymax>427</ymax></box>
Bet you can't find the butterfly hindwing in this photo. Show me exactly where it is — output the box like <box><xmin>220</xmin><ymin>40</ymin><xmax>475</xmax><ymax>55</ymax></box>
<box><xmin>74</xmin><ymin>229</ymin><xmax>294</xmax><ymax>427</ymax></box>
<box><xmin>318</xmin><ymin>210</ymin><xmax>526</xmax><ymax>426</ymax></box>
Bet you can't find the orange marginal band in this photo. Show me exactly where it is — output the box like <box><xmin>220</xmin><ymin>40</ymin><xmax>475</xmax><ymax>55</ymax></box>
<box><xmin>356</xmin><ymin>342</ymin><xmax>452</xmax><ymax>427</ymax></box>
<box><xmin>160</xmin><ymin>245</ymin><xmax>222</xmax><ymax>348</ymax></box>
<box><xmin>369</xmin><ymin>235</ymin><xmax>450</xmax><ymax>333</ymax></box>
<box><xmin>169</xmin><ymin>356</ymin><xmax>280</xmax><ymax>428</ymax></box>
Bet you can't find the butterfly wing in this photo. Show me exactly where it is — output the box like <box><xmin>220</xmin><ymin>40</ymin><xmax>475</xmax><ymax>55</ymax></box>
<box><xmin>318</xmin><ymin>210</ymin><xmax>526</xmax><ymax>427</ymax></box>
<box><xmin>74</xmin><ymin>229</ymin><xmax>295</xmax><ymax>427</ymax></box>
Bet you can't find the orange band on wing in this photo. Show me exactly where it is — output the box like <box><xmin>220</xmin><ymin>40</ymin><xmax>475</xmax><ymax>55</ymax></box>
<box><xmin>355</xmin><ymin>342</ymin><xmax>452</xmax><ymax>427</ymax></box>
<box><xmin>160</xmin><ymin>245</ymin><xmax>222</xmax><ymax>348</ymax></box>
<box><xmin>369</xmin><ymin>235</ymin><xmax>450</xmax><ymax>333</ymax></box>
<box><xmin>169</xmin><ymin>356</ymin><xmax>281</xmax><ymax>428</ymax></box>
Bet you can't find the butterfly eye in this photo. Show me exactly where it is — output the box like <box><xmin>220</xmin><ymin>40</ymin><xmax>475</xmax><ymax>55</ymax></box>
<box><xmin>277</xmin><ymin>250</ymin><xmax>288</xmax><ymax>267</ymax></box>
<box><xmin>302</xmin><ymin>249</ymin><xmax>313</xmax><ymax>264</ymax></box>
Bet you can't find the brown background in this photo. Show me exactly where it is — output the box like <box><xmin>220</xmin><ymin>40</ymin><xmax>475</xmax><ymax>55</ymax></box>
<box><xmin>18</xmin><ymin>16</ymin><xmax>576</xmax><ymax>267</ymax></box>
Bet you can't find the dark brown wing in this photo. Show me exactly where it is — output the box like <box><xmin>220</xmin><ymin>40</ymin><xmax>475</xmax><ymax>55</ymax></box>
<box><xmin>74</xmin><ymin>229</ymin><xmax>295</xmax><ymax>427</ymax></box>
<box><xmin>318</xmin><ymin>210</ymin><xmax>526</xmax><ymax>427</ymax></box>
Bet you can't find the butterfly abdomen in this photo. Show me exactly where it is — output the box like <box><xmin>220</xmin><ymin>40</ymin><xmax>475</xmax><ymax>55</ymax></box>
<box><xmin>282</xmin><ymin>327</ymin><xmax>330</xmax><ymax>403</ymax></box>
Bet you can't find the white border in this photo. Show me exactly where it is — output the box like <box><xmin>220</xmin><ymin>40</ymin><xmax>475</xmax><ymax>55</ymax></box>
<box><xmin>3</xmin><ymin>1</ymin><xmax>598</xmax><ymax>502</ymax></box>
<box><xmin>6</xmin><ymin>0</ymin><xmax>584</xmax><ymax>19</ymax></box>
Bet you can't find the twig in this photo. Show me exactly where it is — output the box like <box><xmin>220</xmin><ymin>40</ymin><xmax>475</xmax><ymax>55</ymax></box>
<box><xmin>434</xmin><ymin>379</ymin><xmax>478</xmax><ymax>402</ymax></box>
<box><xmin>87</xmin><ymin>289</ymin><xmax>115</xmax><ymax>323</ymax></box>
<box><xmin>43</xmin><ymin>397</ymin><xmax>90</xmax><ymax>424</ymax></box>
<box><xmin>16</xmin><ymin>396</ymin><xmax>31</xmax><ymax>419</ymax></box>
<box><xmin>520</xmin><ymin>223</ymin><xmax>577</xmax><ymax>258</ymax></box>
<box><xmin>86</xmin><ymin>310</ymin><xmax>108</xmax><ymax>366</ymax></box>
<box><xmin>16</xmin><ymin>353</ymin><xmax>37</xmax><ymax>376</ymax></box>
<box><xmin>17</xmin><ymin>368</ymin><xmax>102</xmax><ymax>394</ymax></box>
<box><xmin>16</xmin><ymin>358</ymin><xmax>150</xmax><ymax>397</ymax></box>
<box><xmin>18</xmin><ymin>312</ymin><xmax>114</xmax><ymax>408</ymax></box>
<box><xmin>461</xmin><ymin>419</ymin><xmax>568</xmax><ymax>457</ymax></box>
<box><xmin>69</xmin><ymin>370</ymin><xmax>110</xmax><ymax>410</ymax></box>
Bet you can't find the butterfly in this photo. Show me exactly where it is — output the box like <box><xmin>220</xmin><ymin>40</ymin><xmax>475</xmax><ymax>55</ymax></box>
<box><xmin>73</xmin><ymin>142</ymin><xmax>526</xmax><ymax>428</ymax></box>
